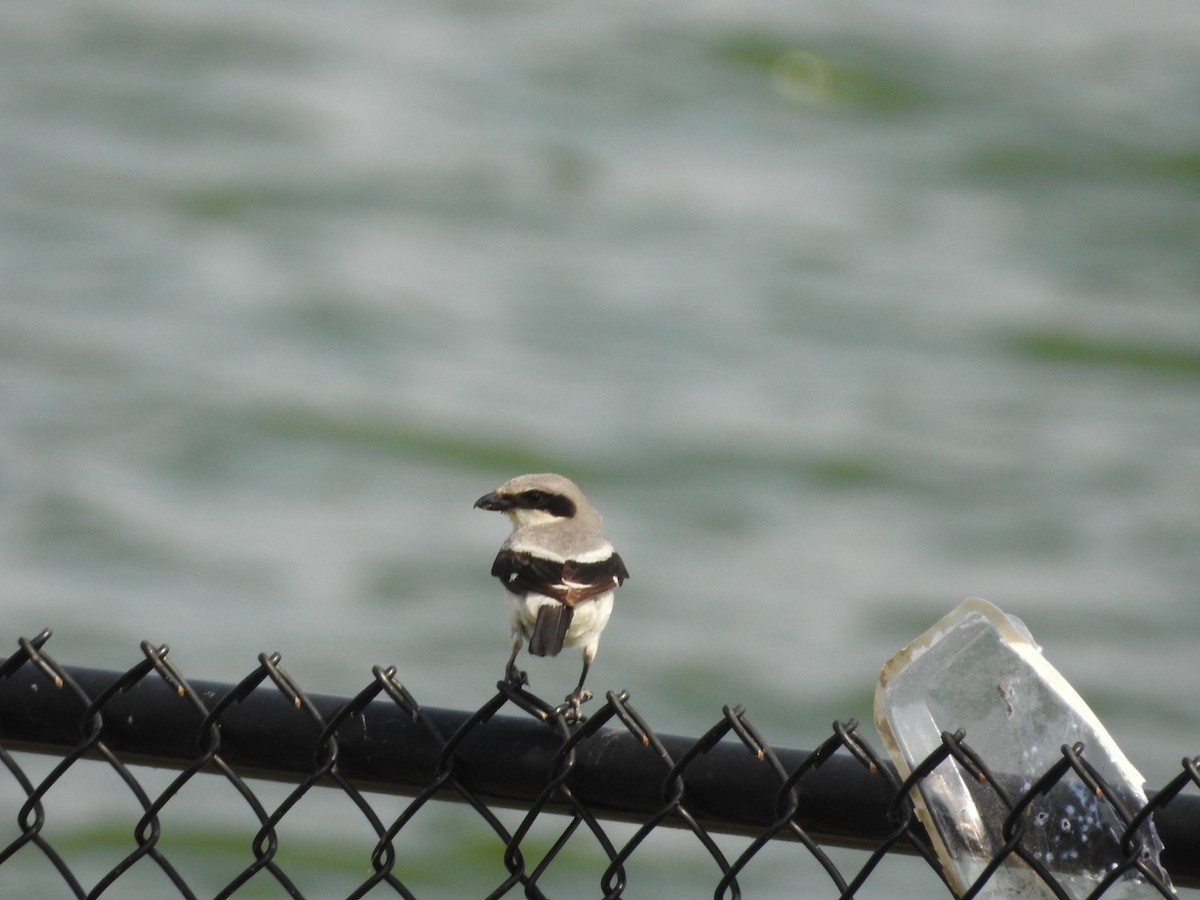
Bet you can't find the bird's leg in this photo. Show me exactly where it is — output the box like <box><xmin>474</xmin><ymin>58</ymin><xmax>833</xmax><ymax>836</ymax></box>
<box><xmin>562</xmin><ymin>652</ymin><xmax>594</xmax><ymax>719</ymax></box>
<box><xmin>504</xmin><ymin>632</ymin><xmax>528</xmax><ymax>687</ymax></box>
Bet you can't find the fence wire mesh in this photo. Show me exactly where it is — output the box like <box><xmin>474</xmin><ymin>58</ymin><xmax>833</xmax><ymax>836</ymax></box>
<box><xmin>0</xmin><ymin>629</ymin><xmax>1196</xmax><ymax>899</ymax></box>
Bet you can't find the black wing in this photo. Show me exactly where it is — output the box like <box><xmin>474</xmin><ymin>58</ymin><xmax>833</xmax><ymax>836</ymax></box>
<box><xmin>491</xmin><ymin>549</ymin><xmax>629</xmax><ymax>605</ymax></box>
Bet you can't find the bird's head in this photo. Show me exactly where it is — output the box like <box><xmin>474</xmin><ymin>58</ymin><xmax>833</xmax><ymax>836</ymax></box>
<box><xmin>474</xmin><ymin>473</ymin><xmax>591</xmax><ymax>529</ymax></box>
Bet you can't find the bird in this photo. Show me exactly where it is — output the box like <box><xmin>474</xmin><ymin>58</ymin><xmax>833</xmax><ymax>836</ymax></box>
<box><xmin>474</xmin><ymin>473</ymin><xmax>629</xmax><ymax>716</ymax></box>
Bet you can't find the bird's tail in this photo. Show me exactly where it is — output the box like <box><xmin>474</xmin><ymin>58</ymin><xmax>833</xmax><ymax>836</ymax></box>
<box><xmin>529</xmin><ymin>604</ymin><xmax>573</xmax><ymax>657</ymax></box>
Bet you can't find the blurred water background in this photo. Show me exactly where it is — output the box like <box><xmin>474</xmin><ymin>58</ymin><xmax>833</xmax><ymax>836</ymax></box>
<box><xmin>2</xmin><ymin>0</ymin><xmax>1199</xmax><ymax>896</ymax></box>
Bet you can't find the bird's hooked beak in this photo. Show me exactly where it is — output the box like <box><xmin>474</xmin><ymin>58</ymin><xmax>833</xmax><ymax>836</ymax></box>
<box><xmin>474</xmin><ymin>491</ymin><xmax>511</xmax><ymax>511</ymax></box>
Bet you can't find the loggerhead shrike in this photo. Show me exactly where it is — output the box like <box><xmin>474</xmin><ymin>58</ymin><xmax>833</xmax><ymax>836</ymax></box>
<box><xmin>475</xmin><ymin>473</ymin><xmax>629</xmax><ymax>716</ymax></box>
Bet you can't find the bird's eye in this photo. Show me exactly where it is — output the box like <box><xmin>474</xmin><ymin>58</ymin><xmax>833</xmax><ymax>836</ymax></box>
<box><xmin>516</xmin><ymin>488</ymin><xmax>574</xmax><ymax>517</ymax></box>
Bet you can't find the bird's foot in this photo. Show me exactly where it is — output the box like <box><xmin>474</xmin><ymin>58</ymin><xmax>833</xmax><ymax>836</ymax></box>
<box><xmin>558</xmin><ymin>687</ymin><xmax>593</xmax><ymax>722</ymax></box>
<box><xmin>505</xmin><ymin>665</ymin><xmax>529</xmax><ymax>688</ymax></box>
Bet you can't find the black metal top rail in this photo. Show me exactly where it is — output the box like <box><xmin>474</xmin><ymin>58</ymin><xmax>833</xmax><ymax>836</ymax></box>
<box><xmin>0</xmin><ymin>631</ymin><xmax>1197</xmax><ymax>898</ymax></box>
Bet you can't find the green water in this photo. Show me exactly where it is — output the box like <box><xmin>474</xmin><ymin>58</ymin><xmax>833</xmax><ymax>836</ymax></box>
<box><xmin>2</xmin><ymin>1</ymin><xmax>1199</xmax><ymax>896</ymax></box>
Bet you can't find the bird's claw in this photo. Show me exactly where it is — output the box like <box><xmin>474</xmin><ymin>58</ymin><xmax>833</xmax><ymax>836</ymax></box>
<box><xmin>505</xmin><ymin>666</ymin><xmax>529</xmax><ymax>688</ymax></box>
<box><xmin>558</xmin><ymin>688</ymin><xmax>593</xmax><ymax>722</ymax></box>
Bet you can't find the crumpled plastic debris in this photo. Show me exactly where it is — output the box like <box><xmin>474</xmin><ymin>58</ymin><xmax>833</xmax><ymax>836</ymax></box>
<box><xmin>875</xmin><ymin>597</ymin><xmax>1170</xmax><ymax>899</ymax></box>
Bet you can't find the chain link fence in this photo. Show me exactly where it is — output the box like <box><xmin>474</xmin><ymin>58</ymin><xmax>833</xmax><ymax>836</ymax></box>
<box><xmin>0</xmin><ymin>629</ymin><xmax>1196</xmax><ymax>898</ymax></box>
